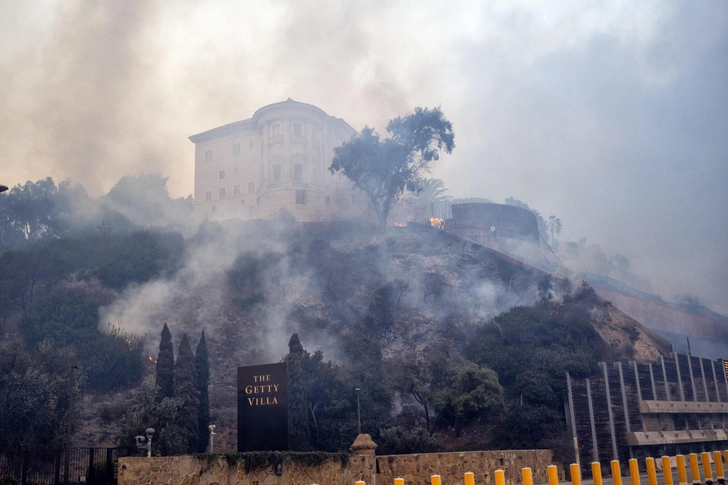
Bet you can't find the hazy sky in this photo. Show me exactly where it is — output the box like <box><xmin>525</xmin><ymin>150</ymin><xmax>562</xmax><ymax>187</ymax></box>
<box><xmin>1</xmin><ymin>1</ymin><xmax>726</xmax><ymax>312</ymax></box>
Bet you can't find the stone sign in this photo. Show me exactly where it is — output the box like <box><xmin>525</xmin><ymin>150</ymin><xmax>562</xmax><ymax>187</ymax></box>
<box><xmin>237</xmin><ymin>362</ymin><xmax>288</xmax><ymax>451</ymax></box>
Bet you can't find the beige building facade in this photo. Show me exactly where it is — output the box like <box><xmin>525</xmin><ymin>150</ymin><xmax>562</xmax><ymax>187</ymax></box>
<box><xmin>190</xmin><ymin>99</ymin><xmax>369</xmax><ymax>222</ymax></box>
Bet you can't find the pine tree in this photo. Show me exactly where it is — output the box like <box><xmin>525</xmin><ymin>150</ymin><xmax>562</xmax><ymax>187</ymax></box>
<box><xmin>174</xmin><ymin>333</ymin><xmax>199</xmax><ymax>453</ymax></box>
<box><xmin>195</xmin><ymin>331</ymin><xmax>210</xmax><ymax>453</ymax></box>
<box><xmin>286</xmin><ymin>333</ymin><xmax>311</xmax><ymax>450</ymax></box>
<box><xmin>156</xmin><ymin>323</ymin><xmax>174</xmax><ymax>400</ymax></box>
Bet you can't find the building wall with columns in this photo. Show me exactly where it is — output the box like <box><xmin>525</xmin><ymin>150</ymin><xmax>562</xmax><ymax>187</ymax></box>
<box><xmin>190</xmin><ymin>99</ymin><xmax>369</xmax><ymax>222</ymax></box>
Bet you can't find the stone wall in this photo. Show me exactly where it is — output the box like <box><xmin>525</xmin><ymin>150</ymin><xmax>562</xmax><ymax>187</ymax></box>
<box><xmin>118</xmin><ymin>450</ymin><xmax>555</xmax><ymax>485</ymax></box>
<box><xmin>376</xmin><ymin>450</ymin><xmax>554</xmax><ymax>485</ymax></box>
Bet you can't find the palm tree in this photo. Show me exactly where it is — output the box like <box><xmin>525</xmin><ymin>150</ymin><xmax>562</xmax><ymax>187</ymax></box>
<box><xmin>547</xmin><ymin>215</ymin><xmax>562</xmax><ymax>245</ymax></box>
<box><xmin>407</xmin><ymin>178</ymin><xmax>451</xmax><ymax>206</ymax></box>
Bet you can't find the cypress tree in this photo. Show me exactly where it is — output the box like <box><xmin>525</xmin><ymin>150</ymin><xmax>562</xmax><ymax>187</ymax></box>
<box><xmin>174</xmin><ymin>334</ymin><xmax>199</xmax><ymax>453</ymax></box>
<box><xmin>195</xmin><ymin>331</ymin><xmax>210</xmax><ymax>453</ymax></box>
<box><xmin>156</xmin><ymin>323</ymin><xmax>174</xmax><ymax>400</ymax></box>
<box><xmin>286</xmin><ymin>333</ymin><xmax>311</xmax><ymax>450</ymax></box>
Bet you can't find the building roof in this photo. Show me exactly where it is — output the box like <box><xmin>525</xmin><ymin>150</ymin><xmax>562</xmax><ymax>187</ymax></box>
<box><xmin>188</xmin><ymin>98</ymin><xmax>355</xmax><ymax>144</ymax></box>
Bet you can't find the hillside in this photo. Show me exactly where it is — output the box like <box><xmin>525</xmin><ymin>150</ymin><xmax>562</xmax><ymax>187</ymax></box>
<box><xmin>4</xmin><ymin>219</ymin><xmax>668</xmax><ymax>452</ymax></box>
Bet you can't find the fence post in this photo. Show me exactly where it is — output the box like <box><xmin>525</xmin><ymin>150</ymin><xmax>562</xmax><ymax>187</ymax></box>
<box><xmin>701</xmin><ymin>452</ymin><xmax>713</xmax><ymax>485</ymax></box>
<box><xmin>592</xmin><ymin>463</ymin><xmax>602</xmax><ymax>485</ymax></box>
<box><xmin>629</xmin><ymin>458</ymin><xmax>640</xmax><ymax>485</ymax></box>
<box><xmin>55</xmin><ymin>450</ymin><xmax>62</xmax><ymax>485</ymax></box>
<box><xmin>714</xmin><ymin>451</ymin><xmax>725</xmax><ymax>485</ymax></box>
<box><xmin>548</xmin><ymin>465</ymin><xmax>559</xmax><ymax>485</ymax></box>
<box><xmin>611</xmin><ymin>460</ymin><xmax>623</xmax><ymax>485</ymax></box>
<box><xmin>662</xmin><ymin>456</ymin><xmax>674</xmax><ymax>485</ymax></box>
<box><xmin>677</xmin><ymin>455</ymin><xmax>688</xmax><ymax>485</ymax></box>
<box><xmin>88</xmin><ymin>448</ymin><xmax>95</xmax><ymax>485</ymax></box>
<box><xmin>21</xmin><ymin>450</ymin><xmax>29</xmax><ymax>485</ymax></box>
<box><xmin>689</xmin><ymin>453</ymin><xmax>701</xmax><ymax>485</ymax></box>
<box><xmin>646</xmin><ymin>457</ymin><xmax>657</xmax><ymax>485</ymax></box>
<box><xmin>106</xmin><ymin>449</ymin><xmax>114</xmax><ymax>485</ymax></box>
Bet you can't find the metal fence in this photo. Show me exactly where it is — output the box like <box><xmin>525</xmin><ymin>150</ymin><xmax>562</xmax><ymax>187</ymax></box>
<box><xmin>0</xmin><ymin>448</ymin><xmax>133</xmax><ymax>485</ymax></box>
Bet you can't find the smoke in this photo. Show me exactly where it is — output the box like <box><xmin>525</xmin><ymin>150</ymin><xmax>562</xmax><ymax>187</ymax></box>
<box><xmin>2</xmin><ymin>0</ymin><xmax>726</xmax><ymax>316</ymax></box>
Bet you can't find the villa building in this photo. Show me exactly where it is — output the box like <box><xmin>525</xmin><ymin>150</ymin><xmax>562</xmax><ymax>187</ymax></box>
<box><xmin>189</xmin><ymin>99</ymin><xmax>367</xmax><ymax>222</ymax></box>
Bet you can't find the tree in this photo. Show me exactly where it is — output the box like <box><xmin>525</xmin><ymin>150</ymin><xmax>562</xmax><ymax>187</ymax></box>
<box><xmin>194</xmin><ymin>331</ymin><xmax>210</xmax><ymax>453</ymax></box>
<box><xmin>174</xmin><ymin>334</ymin><xmax>199</xmax><ymax>453</ymax></box>
<box><xmin>286</xmin><ymin>333</ymin><xmax>311</xmax><ymax>450</ymax></box>
<box><xmin>330</xmin><ymin>107</ymin><xmax>454</xmax><ymax>229</ymax></box>
<box><xmin>0</xmin><ymin>342</ymin><xmax>79</xmax><ymax>449</ymax></box>
<box><xmin>432</xmin><ymin>362</ymin><xmax>503</xmax><ymax>437</ymax></box>
<box><xmin>547</xmin><ymin>215</ymin><xmax>562</xmax><ymax>245</ymax></box>
<box><xmin>156</xmin><ymin>323</ymin><xmax>174</xmax><ymax>400</ymax></box>
<box><xmin>119</xmin><ymin>376</ymin><xmax>185</xmax><ymax>456</ymax></box>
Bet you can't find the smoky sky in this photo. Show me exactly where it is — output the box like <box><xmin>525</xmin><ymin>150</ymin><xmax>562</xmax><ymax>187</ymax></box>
<box><xmin>1</xmin><ymin>1</ymin><xmax>726</xmax><ymax>312</ymax></box>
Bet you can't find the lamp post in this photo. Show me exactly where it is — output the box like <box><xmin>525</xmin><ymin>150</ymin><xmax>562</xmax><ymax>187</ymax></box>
<box><xmin>354</xmin><ymin>388</ymin><xmax>361</xmax><ymax>434</ymax></box>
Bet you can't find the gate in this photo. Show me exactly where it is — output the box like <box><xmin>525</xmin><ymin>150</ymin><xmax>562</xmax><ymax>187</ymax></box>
<box><xmin>0</xmin><ymin>448</ymin><xmax>133</xmax><ymax>485</ymax></box>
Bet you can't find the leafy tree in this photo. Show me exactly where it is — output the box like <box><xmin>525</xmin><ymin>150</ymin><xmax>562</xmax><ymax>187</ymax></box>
<box><xmin>423</xmin><ymin>271</ymin><xmax>448</xmax><ymax>303</ymax></box>
<box><xmin>194</xmin><ymin>331</ymin><xmax>210</xmax><ymax>453</ymax></box>
<box><xmin>547</xmin><ymin>215</ymin><xmax>562</xmax><ymax>245</ymax></box>
<box><xmin>286</xmin><ymin>333</ymin><xmax>311</xmax><ymax>450</ymax></box>
<box><xmin>173</xmin><ymin>334</ymin><xmax>199</xmax><ymax>453</ymax></box>
<box><xmin>330</xmin><ymin>107</ymin><xmax>455</xmax><ymax>229</ymax></box>
<box><xmin>102</xmin><ymin>173</ymin><xmax>193</xmax><ymax>228</ymax></box>
<box><xmin>156</xmin><ymin>323</ymin><xmax>175</xmax><ymax>400</ymax></box>
<box><xmin>20</xmin><ymin>286</ymin><xmax>144</xmax><ymax>391</ymax></box>
<box><xmin>0</xmin><ymin>342</ymin><xmax>79</xmax><ymax>449</ymax></box>
<box><xmin>432</xmin><ymin>362</ymin><xmax>503</xmax><ymax>437</ymax></box>
<box><xmin>119</xmin><ymin>376</ymin><xmax>185</xmax><ymax>456</ymax></box>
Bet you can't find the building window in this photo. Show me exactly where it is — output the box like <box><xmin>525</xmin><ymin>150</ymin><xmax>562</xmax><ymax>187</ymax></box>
<box><xmin>234</xmin><ymin>165</ymin><xmax>238</xmax><ymax>174</ymax></box>
<box><xmin>272</xmin><ymin>124</ymin><xmax>281</xmax><ymax>137</ymax></box>
<box><xmin>232</xmin><ymin>144</ymin><xmax>241</xmax><ymax>156</ymax></box>
<box><xmin>249</xmin><ymin>140</ymin><xmax>254</xmax><ymax>148</ymax></box>
<box><xmin>233</xmin><ymin>185</ymin><xmax>240</xmax><ymax>196</ymax></box>
<box><xmin>352</xmin><ymin>193</ymin><xmax>361</xmax><ymax>204</ymax></box>
<box><xmin>292</xmin><ymin>123</ymin><xmax>302</xmax><ymax>135</ymax></box>
<box><xmin>219</xmin><ymin>187</ymin><xmax>226</xmax><ymax>199</ymax></box>
<box><xmin>272</xmin><ymin>165</ymin><xmax>281</xmax><ymax>184</ymax></box>
<box><xmin>240</xmin><ymin>198</ymin><xmax>245</xmax><ymax>205</ymax></box>
<box><xmin>295</xmin><ymin>190</ymin><xmax>306</xmax><ymax>205</ymax></box>
<box><xmin>205</xmin><ymin>191</ymin><xmax>212</xmax><ymax>202</ymax></box>
<box><xmin>248</xmin><ymin>181</ymin><xmax>255</xmax><ymax>193</ymax></box>
<box><xmin>204</xmin><ymin>150</ymin><xmax>212</xmax><ymax>163</ymax></box>
<box><xmin>293</xmin><ymin>163</ymin><xmax>303</xmax><ymax>182</ymax></box>
<box><xmin>219</xmin><ymin>170</ymin><xmax>226</xmax><ymax>180</ymax></box>
<box><xmin>312</xmin><ymin>127</ymin><xmax>318</xmax><ymax>141</ymax></box>
<box><xmin>325</xmin><ymin>196</ymin><xmax>330</xmax><ymax>206</ymax></box>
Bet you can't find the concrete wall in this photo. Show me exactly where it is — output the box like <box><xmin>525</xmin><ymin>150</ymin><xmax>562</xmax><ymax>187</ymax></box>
<box><xmin>118</xmin><ymin>450</ymin><xmax>555</xmax><ymax>485</ymax></box>
<box><xmin>593</xmin><ymin>287</ymin><xmax>728</xmax><ymax>359</ymax></box>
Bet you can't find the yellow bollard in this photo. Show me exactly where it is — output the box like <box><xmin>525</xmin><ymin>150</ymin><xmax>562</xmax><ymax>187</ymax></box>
<box><xmin>592</xmin><ymin>463</ymin><xmax>603</xmax><ymax>485</ymax></box>
<box><xmin>395</xmin><ymin>479</ymin><xmax>405</xmax><ymax>485</ymax></box>
<box><xmin>431</xmin><ymin>476</ymin><xmax>441</xmax><ymax>485</ymax></box>
<box><xmin>689</xmin><ymin>453</ymin><xmax>701</xmax><ymax>485</ymax></box>
<box><xmin>715</xmin><ymin>451</ymin><xmax>725</xmax><ymax>481</ymax></box>
<box><xmin>523</xmin><ymin>468</ymin><xmax>533</xmax><ymax>485</ymax></box>
<box><xmin>571</xmin><ymin>463</ymin><xmax>581</xmax><ymax>485</ymax></box>
<box><xmin>495</xmin><ymin>470</ymin><xmax>505</xmax><ymax>485</ymax></box>
<box><xmin>703</xmin><ymin>452</ymin><xmax>714</xmax><ymax>484</ymax></box>
<box><xmin>677</xmin><ymin>455</ymin><xmax>688</xmax><ymax>485</ymax></box>
<box><xmin>356</xmin><ymin>481</ymin><xmax>365</xmax><ymax>485</ymax></box>
<box><xmin>646</xmin><ymin>457</ymin><xmax>657</xmax><ymax>485</ymax></box>
<box><xmin>629</xmin><ymin>458</ymin><xmax>641</xmax><ymax>485</ymax></box>
<box><xmin>612</xmin><ymin>460</ymin><xmax>623</xmax><ymax>485</ymax></box>
<box><xmin>663</xmin><ymin>456</ymin><xmax>674</xmax><ymax>485</ymax></box>
<box><xmin>548</xmin><ymin>465</ymin><xmax>559</xmax><ymax>485</ymax></box>
<box><xmin>464</xmin><ymin>472</ymin><xmax>475</xmax><ymax>485</ymax></box>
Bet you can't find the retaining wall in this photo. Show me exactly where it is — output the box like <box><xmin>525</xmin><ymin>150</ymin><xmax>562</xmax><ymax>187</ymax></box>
<box><xmin>118</xmin><ymin>450</ymin><xmax>554</xmax><ymax>485</ymax></box>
